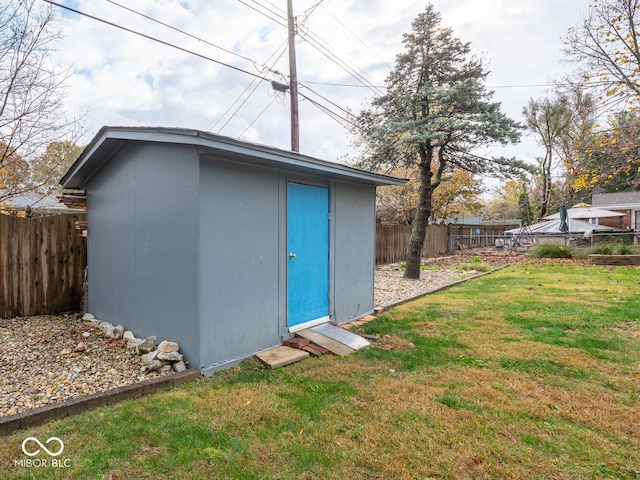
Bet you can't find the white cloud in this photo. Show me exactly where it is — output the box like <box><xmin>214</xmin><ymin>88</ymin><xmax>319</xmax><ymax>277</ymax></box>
<box><xmin>53</xmin><ymin>0</ymin><xmax>587</xmax><ymax>164</ymax></box>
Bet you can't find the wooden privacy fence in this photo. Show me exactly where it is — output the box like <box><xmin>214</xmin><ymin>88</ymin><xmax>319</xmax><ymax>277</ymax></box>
<box><xmin>375</xmin><ymin>222</ymin><xmax>520</xmax><ymax>264</ymax></box>
<box><xmin>0</xmin><ymin>214</ymin><xmax>86</xmax><ymax>318</ymax></box>
<box><xmin>376</xmin><ymin>224</ymin><xmax>449</xmax><ymax>264</ymax></box>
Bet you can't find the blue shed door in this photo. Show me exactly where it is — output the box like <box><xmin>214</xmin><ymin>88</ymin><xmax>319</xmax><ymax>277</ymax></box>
<box><xmin>287</xmin><ymin>183</ymin><xmax>329</xmax><ymax>331</ymax></box>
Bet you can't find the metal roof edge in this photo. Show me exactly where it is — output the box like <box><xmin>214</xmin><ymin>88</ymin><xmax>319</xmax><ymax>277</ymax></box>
<box><xmin>60</xmin><ymin>126</ymin><xmax>406</xmax><ymax>188</ymax></box>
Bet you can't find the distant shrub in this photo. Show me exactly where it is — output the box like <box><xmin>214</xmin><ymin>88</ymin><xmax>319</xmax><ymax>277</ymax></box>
<box><xmin>529</xmin><ymin>243</ymin><xmax>574</xmax><ymax>258</ymax></box>
<box><xmin>469</xmin><ymin>256</ymin><xmax>483</xmax><ymax>263</ymax></box>
<box><xmin>587</xmin><ymin>242</ymin><xmax>637</xmax><ymax>255</ymax></box>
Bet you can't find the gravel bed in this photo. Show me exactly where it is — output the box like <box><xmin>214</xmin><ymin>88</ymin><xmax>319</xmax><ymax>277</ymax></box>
<box><xmin>375</xmin><ymin>264</ymin><xmax>474</xmax><ymax>307</ymax></box>
<box><xmin>0</xmin><ymin>314</ymin><xmax>169</xmax><ymax>418</ymax></box>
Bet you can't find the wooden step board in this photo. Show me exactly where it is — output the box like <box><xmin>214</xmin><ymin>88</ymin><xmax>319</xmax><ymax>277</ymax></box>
<box><xmin>296</xmin><ymin>323</ymin><xmax>370</xmax><ymax>356</ymax></box>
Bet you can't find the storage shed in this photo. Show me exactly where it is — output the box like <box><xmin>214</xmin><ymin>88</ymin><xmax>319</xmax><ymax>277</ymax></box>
<box><xmin>60</xmin><ymin>126</ymin><xmax>404</xmax><ymax>375</ymax></box>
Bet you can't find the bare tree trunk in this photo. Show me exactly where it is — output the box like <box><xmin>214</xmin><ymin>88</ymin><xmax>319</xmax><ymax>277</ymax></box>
<box><xmin>538</xmin><ymin>149</ymin><xmax>552</xmax><ymax>220</ymax></box>
<box><xmin>404</xmin><ymin>144</ymin><xmax>433</xmax><ymax>279</ymax></box>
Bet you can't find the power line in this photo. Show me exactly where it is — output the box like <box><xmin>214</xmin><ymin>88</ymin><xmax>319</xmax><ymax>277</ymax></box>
<box><xmin>294</xmin><ymin>9</ymin><xmax>382</xmax><ymax>94</ymax></box>
<box><xmin>298</xmin><ymin>91</ymin><xmax>359</xmax><ymax>130</ymax></box>
<box><xmin>44</xmin><ymin>0</ymin><xmax>272</xmax><ymax>84</ymax></box>
<box><xmin>48</xmin><ymin>0</ymin><xmax>360</xmax><ymax>142</ymax></box>
<box><xmin>213</xmin><ymin>41</ymin><xmax>288</xmax><ymax>134</ymax></box>
<box><xmin>86</xmin><ymin>0</ymin><xmax>291</xmax><ymax>137</ymax></box>
<box><xmin>297</xmin><ymin>27</ymin><xmax>383</xmax><ymax>94</ymax></box>
<box><xmin>318</xmin><ymin>2</ymin><xmax>391</xmax><ymax>69</ymax></box>
<box><xmin>258</xmin><ymin>0</ymin><xmax>286</xmax><ymax>16</ymax></box>
<box><xmin>299</xmin><ymin>80</ymin><xmax>383</xmax><ymax>88</ymax></box>
<box><xmin>239</xmin><ymin>98</ymin><xmax>277</xmax><ymax>137</ymax></box>
<box><xmin>236</xmin><ymin>0</ymin><xmax>287</xmax><ymax>28</ymax></box>
<box><xmin>298</xmin><ymin>83</ymin><xmax>351</xmax><ymax>116</ymax></box>
<box><xmin>237</xmin><ymin>0</ymin><xmax>382</xmax><ymax>94</ymax></box>
<box><xmin>301</xmin><ymin>0</ymin><xmax>324</xmax><ymax>20</ymax></box>
<box><xmin>103</xmin><ymin>0</ymin><xmax>270</xmax><ymax>73</ymax></box>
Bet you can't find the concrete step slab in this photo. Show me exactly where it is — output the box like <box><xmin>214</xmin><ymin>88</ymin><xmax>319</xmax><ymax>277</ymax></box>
<box><xmin>255</xmin><ymin>346</ymin><xmax>310</xmax><ymax>369</ymax></box>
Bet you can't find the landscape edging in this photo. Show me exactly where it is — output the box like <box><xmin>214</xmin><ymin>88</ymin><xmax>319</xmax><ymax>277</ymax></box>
<box><xmin>0</xmin><ymin>370</ymin><xmax>202</xmax><ymax>436</ymax></box>
<box><xmin>381</xmin><ymin>265</ymin><xmax>509</xmax><ymax>311</ymax></box>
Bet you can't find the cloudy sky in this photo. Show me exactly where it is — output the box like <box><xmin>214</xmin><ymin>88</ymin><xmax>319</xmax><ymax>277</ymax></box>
<box><xmin>51</xmin><ymin>0</ymin><xmax>589</xmax><ymax>175</ymax></box>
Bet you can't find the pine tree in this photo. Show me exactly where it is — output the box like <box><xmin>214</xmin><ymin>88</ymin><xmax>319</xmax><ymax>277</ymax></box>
<box><xmin>355</xmin><ymin>5</ymin><xmax>527</xmax><ymax>278</ymax></box>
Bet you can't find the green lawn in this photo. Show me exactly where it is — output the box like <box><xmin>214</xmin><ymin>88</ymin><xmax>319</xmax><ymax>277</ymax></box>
<box><xmin>2</xmin><ymin>260</ymin><xmax>639</xmax><ymax>479</ymax></box>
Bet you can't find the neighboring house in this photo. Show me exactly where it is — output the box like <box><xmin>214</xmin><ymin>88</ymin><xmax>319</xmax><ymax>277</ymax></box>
<box><xmin>592</xmin><ymin>192</ymin><xmax>640</xmax><ymax>230</ymax></box>
<box><xmin>0</xmin><ymin>190</ymin><xmax>82</xmax><ymax>217</ymax></box>
<box><xmin>445</xmin><ymin>215</ymin><xmax>484</xmax><ymax>225</ymax></box>
<box><xmin>60</xmin><ymin>126</ymin><xmax>404</xmax><ymax>375</ymax></box>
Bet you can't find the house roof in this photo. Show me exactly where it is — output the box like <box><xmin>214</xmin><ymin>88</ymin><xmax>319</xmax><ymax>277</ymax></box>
<box><xmin>60</xmin><ymin>126</ymin><xmax>406</xmax><ymax>189</ymax></box>
<box><xmin>542</xmin><ymin>204</ymin><xmax>625</xmax><ymax>220</ymax></box>
<box><xmin>505</xmin><ymin>218</ymin><xmax>621</xmax><ymax>236</ymax></box>
<box><xmin>592</xmin><ymin>192</ymin><xmax>640</xmax><ymax>208</ymax></box>
<box><xmin>0</xmin><ymin>189</ymin><xmax>81</xmax><ymax>213</ymax></box>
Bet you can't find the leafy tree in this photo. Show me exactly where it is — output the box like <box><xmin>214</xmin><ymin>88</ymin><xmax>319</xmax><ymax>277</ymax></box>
<box><xmin>562</xmin><ymin>0</ymin><xmax>640</xmax><ymax>193</ymax></box>
<box><xmin>574</xmin><ymin>111</ymin><xmax>640</xmax><ymax>191</ymax></box>
<box><xmin>522</xmin><ymin>96</ymin><xmax>573</xmax><ymax>219</ymax></box>
<box><xmin>523</xmin><ymin>90</ymin><xmax>597</xmax><ymax>218</ymax></box>
<box><xmin>484</xmin><ymin>179</ymin><xmax>531</xmax><ymax>221</ymax></box>
<box><xmin>376</xmin><ymin>168</ymin><xmax>483</xmax><ymax>224</ymax></box>
<box><xmin>554</xmin><ymin>88</ymin><xmax>598</xmax><ymax>201</ymax></box>
<box><xmin>355</xmin><ymin>5</ymin><xmax>525</xmax><ymax>279</ymax></box>
<box><xmin>517</xmin><ymin>190</ymin><xmax>534</xmax><ymax>225</ymax></box>
<box><xmin>376</xmin><ymin>168</ymin><xmax>419</xmax><ymax>224</ymax></box>
<box><xmin>430</xmin><ymin>170</ymin><xmax>484</xmax><ymax>223</ymax></box>
<box><xmin>564</xmin><ymin>0</ymin><xmax>640</xmax><ymax>108</ymax></box>
<box><xmin>31</xmin><ymin>141</ymin><xmax>84</xmax><ymax>194</ymax></box>
<box><xmin>0</xmin><ymin>143</ymin><xmax>31</xmax><ymax>194</ymax></box>
<box><xmin>0</xmin><ymin>0</ymin><xmax>82</xmax><ymax>204</ymax></box>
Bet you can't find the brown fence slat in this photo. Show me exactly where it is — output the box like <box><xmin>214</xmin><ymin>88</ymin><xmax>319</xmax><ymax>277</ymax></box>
<box><xmin>375</xmin><ymin>224</ymin><xmax>449</xmax><ymax>264</ymax></box>
<box><xmin>0</xmin><ymin>214</ymin><xmax>86</xmax><ymax>318</ymax></box>
<box><xmin>375</xmin><ymin>223</ymin><xmax>518</xmax><ymax>264</ymax></box>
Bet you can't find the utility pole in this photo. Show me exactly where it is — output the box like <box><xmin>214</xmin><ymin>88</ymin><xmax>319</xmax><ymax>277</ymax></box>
<box><xmin>287</xmin><ymin>0</ymin><xmax>300</xmax><ymax>152</ymax></box>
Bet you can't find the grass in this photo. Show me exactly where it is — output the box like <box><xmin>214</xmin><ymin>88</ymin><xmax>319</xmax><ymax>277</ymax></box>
<box><xmin>1</xmin><ymin>261</ymin><xmax>640</xmax><ymax>479</ymax></box>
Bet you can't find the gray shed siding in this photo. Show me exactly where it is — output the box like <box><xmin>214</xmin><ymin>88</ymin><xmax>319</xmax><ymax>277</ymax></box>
<box><xmin>87</xmin><ymin>142</ymin><xmax>200</xmax><ymax>366</ymax></box>
<box><xmin>332</xmin><ymin>182</ymin><xmax>377</xmax><ymax>323</ymax></box>
<box><xmin>61</xmin><ymin>127</ymin><xmax>405</xmax><ymax>375</ymax></box>
<box><xmin>199</xmin><ymin>157</ymin><xmax>281</xmax><ymax>372</ymax></box>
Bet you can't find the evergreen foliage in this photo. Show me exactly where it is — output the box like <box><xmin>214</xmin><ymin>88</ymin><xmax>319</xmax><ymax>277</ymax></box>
<box><xmin>354</xmin><ymin>4</ymin><xmax>527</xmax><ymax>278</ymax></box>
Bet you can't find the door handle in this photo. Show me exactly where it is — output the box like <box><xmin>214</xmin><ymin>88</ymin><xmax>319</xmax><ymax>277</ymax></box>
<box><xmin>289</xmin><ymin>252</ymin><xmax>297</xmax><ymax>259</ymax></box>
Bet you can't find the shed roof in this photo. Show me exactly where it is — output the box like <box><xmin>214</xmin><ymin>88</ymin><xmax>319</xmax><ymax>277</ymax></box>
<box><xmin>60</xmin><ymin>126</ymin><xmax>406</xmax><ymax>189</ymax></box>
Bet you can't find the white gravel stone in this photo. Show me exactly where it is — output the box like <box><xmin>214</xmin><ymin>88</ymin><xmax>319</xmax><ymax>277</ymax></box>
<box><xmin>110</xmin><ymin>324</ymin><xmax>125</xmax><ymax>339</ymax></box>
<box><xmin>157</xmin><ymin>351</ymin><xmax>183</xmax><ymax>362</ymax></box>
<box><xmin>123</xmin><ymin>330</ymin><xmax>136</xmax><ymax>341</ymax></box>
<box><xmin>173</xmin><ymin>361</ymin><xmax>187</xmax><ymax>373</ymax></box>
<box><xmin>158</xmin><ymin>340</ymin><xmax>179</xmax><ymax>353</ymax></box>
